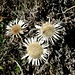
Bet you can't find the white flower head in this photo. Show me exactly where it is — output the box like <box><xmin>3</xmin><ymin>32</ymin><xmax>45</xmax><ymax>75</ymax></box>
<box><xmin>35</xmin><ymin>20</ymin><xmax>63</xmax><ymax>45</ymax></box>
<box><xmin>6</xmin><ymin>19</ymin><xmax>25</xmax><ymax>42</ymax></box>
<box><xmin>21</xmin><ymin>37</ymin><xmax>49</xmax><ymax>66</ymax></box>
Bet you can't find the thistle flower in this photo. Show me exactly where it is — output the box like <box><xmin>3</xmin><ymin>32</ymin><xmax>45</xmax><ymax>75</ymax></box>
<box><xmin>6</xmin><ymin>19</ymin><xmax>25</xmax><ymax>42</ymax></box>
<box><xmin>21</xmin><ymin>37</ymin><xmax>49</xmax><ymax>66</ymax></box>
<box><xmin>35</xmin><ymin>20</ymin><xmax>63</xmax><ymax>45</ymax></box>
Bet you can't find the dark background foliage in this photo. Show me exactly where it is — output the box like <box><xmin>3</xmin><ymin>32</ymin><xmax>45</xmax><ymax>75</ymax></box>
<box><xmin>0</xmin><ymin>0</ymin><xmax>75</xmax><ymax>75</ymax></box>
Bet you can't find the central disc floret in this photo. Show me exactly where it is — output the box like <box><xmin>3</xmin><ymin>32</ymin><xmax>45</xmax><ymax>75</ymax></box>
<box><xmin>11</xmin><ymin>24</ymin><xmax>21</xmax><ymax>35</ymax></box>
<box><xmin>41</xmin><ymin>23</ymin><xmax>55</xmax><ymax>38</ymax></box>
<box><xmin>27</xmin><ymin>42</ymin><xmax>43</xmax><ymax>59</ymax></box>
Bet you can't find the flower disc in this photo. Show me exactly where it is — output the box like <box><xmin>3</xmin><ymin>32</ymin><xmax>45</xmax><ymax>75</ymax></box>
<box><xmin>11</xmin><ymin>24</ymin><xmax>21</xmax><ymax>35</ymax></box>
<box><xmin>27</xmin><ymin>42</ymin><xmax>43</xmax><ymax>58</ymax></box>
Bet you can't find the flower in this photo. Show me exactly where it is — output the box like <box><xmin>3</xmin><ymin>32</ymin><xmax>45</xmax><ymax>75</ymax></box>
<box><xmin>6</xmin><ymin>19</ymin><xmax>25</xmax><ymax>42</ymax></box>
<box><xmin>21</xmin><ymin>37</ymin><xmax>49</xmax><ymax>66</ymax></box>
<box><xmin>35</xmin><ymin>20</ymin><xmax>63</xmax><ymax>45</ymax></box>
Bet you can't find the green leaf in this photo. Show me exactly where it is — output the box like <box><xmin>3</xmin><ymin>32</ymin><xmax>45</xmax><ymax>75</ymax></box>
<box><xmin>15</xmin><ymin>65</ymin><xmax>20</xmax><ymax>72</ymax></box>
<box><xmin>0</xmin><ymin>66</ymin><xmax>3</xmax><ymax>70</ymax></box>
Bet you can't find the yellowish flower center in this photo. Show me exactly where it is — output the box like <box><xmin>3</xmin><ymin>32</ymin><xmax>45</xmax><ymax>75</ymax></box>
<box><xmin>41</xmin><ymin>22</ymin><xmax>55</xmax><ymax>38</ymax></box>
<box><xmin>11</xmin><ymin>24</ymin><xmax>21</xmax><ymax>35</ymax></box>
<box><xmin>27</xmin><ymin>42</ymin><xmax>43</xmax><ymax>59</ymax></box>
<box><xmin>0</xmin><ymin>16</ymin><xmax>3</xmax><ymax>22</ymax></box>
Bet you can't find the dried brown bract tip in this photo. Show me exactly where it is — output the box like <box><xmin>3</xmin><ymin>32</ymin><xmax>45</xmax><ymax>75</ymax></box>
<box><xmin>0</xmin><ymin>16</ymin><xmax>3</xmax><ymax>22</ymax></box>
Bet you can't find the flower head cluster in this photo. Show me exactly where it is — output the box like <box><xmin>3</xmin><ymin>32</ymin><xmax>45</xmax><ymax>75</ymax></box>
<box><xmin>6</xmin><ymin>18</ymin><xmax>64</xmax><ymax>66</ymax></box>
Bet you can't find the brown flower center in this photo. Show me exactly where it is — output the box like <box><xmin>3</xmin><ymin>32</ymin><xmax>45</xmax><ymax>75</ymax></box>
<box><xmin>27</xmin><ymin>42</ymin><xmax>43</xmax><ymax>58</ymax></box>
<box><xmin>41</xmin><ymin>23</ymin><xmax>55</xmax><ymax>38</ymax></box>
<box><xmin>11</xmin><ymin>24</ymin><xmax>21</xmax><ymax>35</ymax></box>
